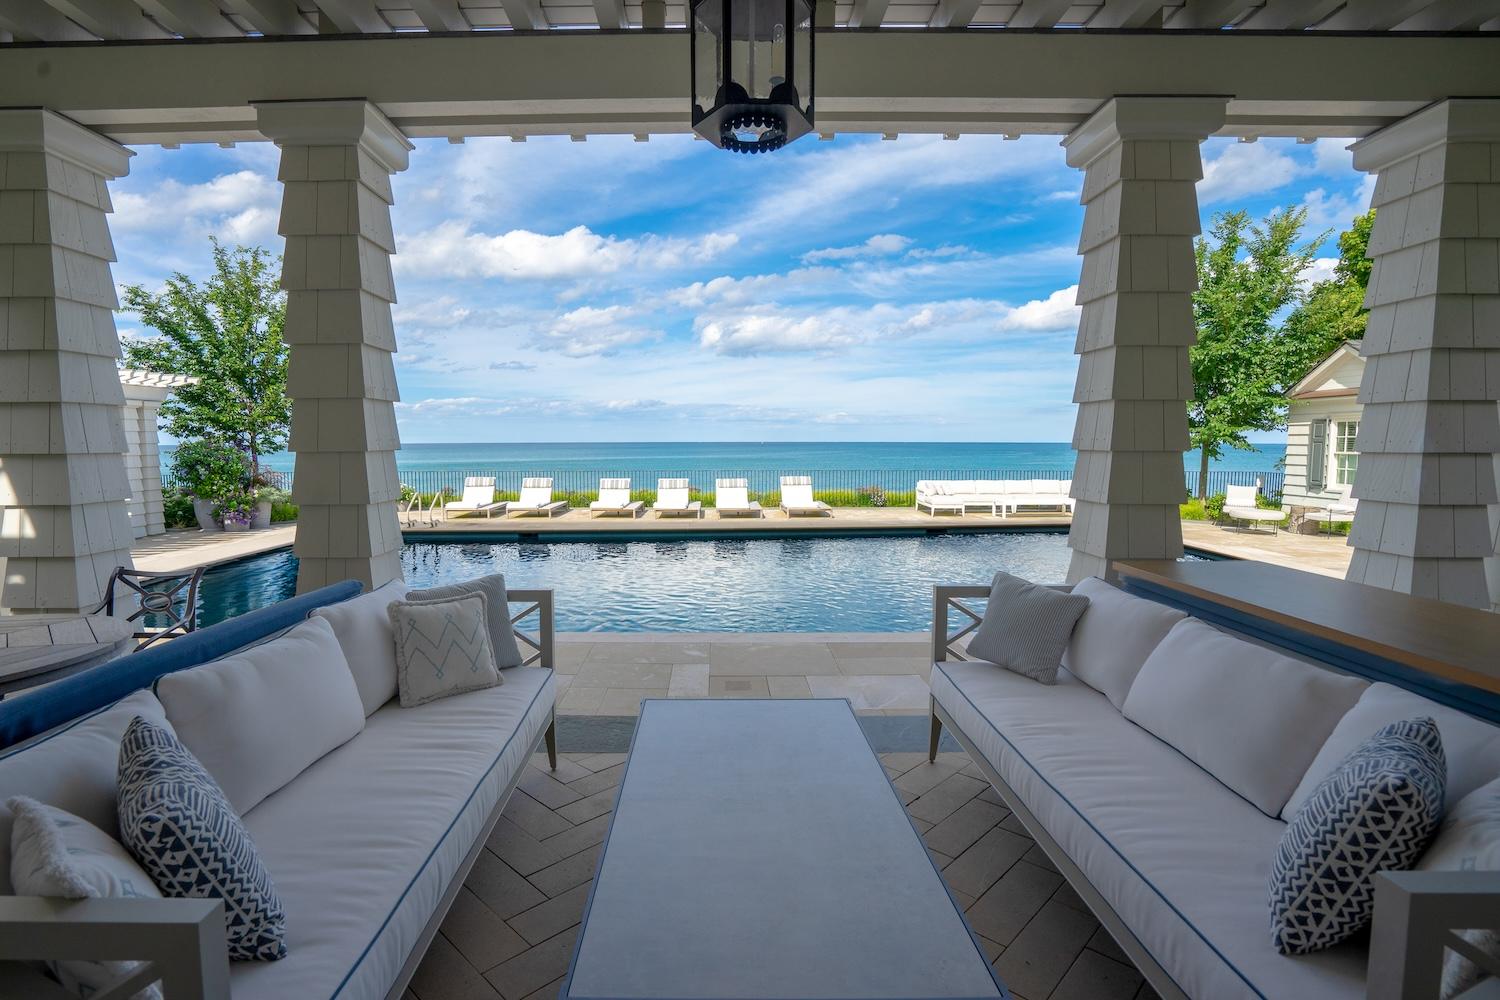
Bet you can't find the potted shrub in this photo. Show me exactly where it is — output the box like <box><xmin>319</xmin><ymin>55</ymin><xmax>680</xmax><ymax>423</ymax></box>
<box><xmin>170</xmin><ymin>440</ymin><xmax>248</xmax><ymax>531</ymax></box>
<box><xmin>215</xmin><ymin>491</ymin><xmax>257</xmax><ymax>533</ymax></box>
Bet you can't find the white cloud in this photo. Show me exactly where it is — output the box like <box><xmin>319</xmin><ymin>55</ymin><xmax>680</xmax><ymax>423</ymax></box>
<box><xmin>995</xmin><ymin>285</ymin><xmax>1080</xmax><ymax>332</ymax></box>
<box><xmin>1198</xmin><ymin>141</ymin><xmax>1308</xmax><ymax>204</ymax></box>
<box><xmin>801</xmin><ymin>234</ymin><xmax>912</xmax><ymax>263</ymax></box>
<box><xmin>1302</xmin><ymin>256</ymin><xmax>1341</xmax><ymax>288</ymax></box>
<box><xmin>112</xmin><ymin>169</ymin><xmax>281</xmax><ymax>247</ymax></box>
<box><xmin>489</xmin><ymin>360</ymin><xmax>537</xmax><ymax>372</ymax></box>
<box><xmin>534</xmin><ymin>305</ymin><xmax>663</xmax><ymax>357</ymax></box>
<box><xmin>1313</xmin><ymin>138</ymin><xmax>1355</xmax><ymax>176</ymax></box>
<box><xmin>1041</xmin><ymin>188</ymin><xmax>1080</xmax><ymax>202</ymax></box>
<box><xmin>396</xmin><ymin>222</ymin><xmax>738</xmax><ymax>280</ymax></box>
<box><xmin>1299</xmin><ymin>176</ymin><xmax>1375</xmax><ymax>233</ymax></box>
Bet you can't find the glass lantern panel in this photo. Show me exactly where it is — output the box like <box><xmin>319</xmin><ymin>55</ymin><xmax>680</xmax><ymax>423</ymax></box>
<box><xmin>793</xmin><ymin>0</ymin><xmax>811</xmax><ymax>115</ymax></box>
<box><xmin>692</xmin><ymin>0</ymin><xmax>723</xmax><ymax>113</ymax></box>
<box><xmin>729</xmin><ymin>0</ymin><xmax>787</xmax><ymax>101</ymax></box>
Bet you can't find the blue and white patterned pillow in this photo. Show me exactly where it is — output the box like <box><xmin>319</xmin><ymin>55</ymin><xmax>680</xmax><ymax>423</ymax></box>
<box><xmin>1270</xmin><ymin>717</ymin><xmax>1446</xmax><ymax>955</ymax></box>
<box><xmin>116</xmin><ymin>716</ymin><xmax>287</xmax><ymax>961</ymax></box>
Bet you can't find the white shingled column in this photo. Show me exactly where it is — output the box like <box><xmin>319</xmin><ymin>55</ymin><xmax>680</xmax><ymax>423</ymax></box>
<box><xmin>1061</xmin><ymin>97</ymin><xmax>1227</xmax><ymax>584</ymax></box>
<box><xmin>0</xmin><ymin>110</ymin><xmax>135</xmax><ymax>612</ymax></box>
<box><xmin>255</xmin><ymin>100</ymin><xmax>412</xmax><ymax>595</ymax></box>
<box><xmin>1346</xmin><ymin>99</ymin><xmax>1500</xmax><ymax>610</ymax></box>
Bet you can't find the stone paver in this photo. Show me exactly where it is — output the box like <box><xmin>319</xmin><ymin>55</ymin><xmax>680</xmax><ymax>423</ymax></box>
<box><xmin>407</xmin><ymin>750</ymin><xmax>1146</xmax><ymax>1000</ymax></box>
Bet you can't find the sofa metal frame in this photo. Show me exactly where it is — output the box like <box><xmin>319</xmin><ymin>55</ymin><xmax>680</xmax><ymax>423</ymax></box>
<box><xmin>0</xmin><ymin>584</ymin><xmax>559</xmax><ymax>1000</ymax></box>
<box><xmin>927</xmin><ymin>583</ymin><xmax>1500</xmax><ymax>1000</ymax></box>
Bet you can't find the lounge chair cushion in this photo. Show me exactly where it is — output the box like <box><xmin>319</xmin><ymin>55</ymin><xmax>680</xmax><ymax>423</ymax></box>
<box><xmin>1282</xmin><ymin>682</ymin><xmax>1500</xmax><ymax>820</ymax></box>
<box><xmin>409</xmin><ymin>574</ymin><xmax>525</xmax><ymax>669</ymax></box>
<box><xmin>155</xmin><ymin>616</ymin><xmax>366</xmax><ymax>814</ymax></box>
<box><xmin>1270</xmin><ymin>718</ymin><xmax>1446</xmax><ymax>955</ymax></box>
<box><xmin>311</xmin><ymin>579</ymin><xmax>411</xmax><ymax>716</ymax></box>
<box><xmin>1061</xmin><ymin>577</ymin><xmax>1186</xmax><ymax>710</ymax></box>
<box><xmin>1417</xmin><ymin>775</ymin><xmax>1500</xmax><ymax>995</ymax></box>
<box><xmin>929</xmin><ymin>660</ymin><xmax>1367</xmax><ymax>1000</ymax></box>
<box><xmin>1122</xmin><ymin>618</ymin><xmax>1367</xmax><ymax>816</ymax></box>
<box><xmin>965</xmin><ymin>572</ymin><xmax>1089</xmax><ymax>684</ymax></box>
<box><xmin>389</xmin><ymin>593</ymin><xmax>501</xmax><ymax>707</ymax></box>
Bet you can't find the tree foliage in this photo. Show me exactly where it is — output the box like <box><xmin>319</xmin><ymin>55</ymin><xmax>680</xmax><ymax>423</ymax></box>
<box><xmin>120</xmin><ymin>239</ymin><xmax>289</xmax><ymax>477</ymax></box>
<box><xmin>1188</xmin><ymin>207</ymin><xmax>1326</xmax><ymax>497</ymax></box>
<box><xmin>1280</xmin><ymin>208</ymin><xmax>1374</xmax><ymax>378</ymax></box>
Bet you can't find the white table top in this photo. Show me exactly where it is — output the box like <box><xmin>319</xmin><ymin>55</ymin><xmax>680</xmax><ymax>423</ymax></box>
<box><xmin>563</xmin><ymin>699</ymin><xmax>1006</xmax><ymax>1000</ymax></box>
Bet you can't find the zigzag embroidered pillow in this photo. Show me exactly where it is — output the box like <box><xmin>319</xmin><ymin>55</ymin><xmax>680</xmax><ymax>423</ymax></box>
<box><xmin>116</xmin><ymin>717</ymin><xmax>287</xmax><ymax>961</ymax></box>
<box><xmin>389</xmin><ymin>592</ymin><xmax>499</xmax><ymax>707</ymax></box>
<box><xmin>1269</xmin><ymin>717</ymin><xmax>1446</xmax><ymax>955</ymax></box>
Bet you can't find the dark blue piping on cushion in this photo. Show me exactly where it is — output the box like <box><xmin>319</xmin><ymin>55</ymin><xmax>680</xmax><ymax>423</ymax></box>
<box><xmin>931</xmin><ymin>661</ymin><xmax>1265</xmax><ymax>1000</ymax></box>
<box><xmin>0</xmin><ymin>580</ymin><xmax>363</xmax><ymax>750</ymax></box>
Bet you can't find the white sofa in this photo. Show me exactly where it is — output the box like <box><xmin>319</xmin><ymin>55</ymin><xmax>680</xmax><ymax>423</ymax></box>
<box><xmin>915</xmin><ymin>480</ymin><xmax>1075</xmax><ymax>517</ymax></box>
<box><xmin>928</xmin><ymin>578</ymin><xmax>1500</xmax><ymax>1000</ymax></box>
<box><xmin>0</xmin><ymin>580</ymin><xmax>558</xmax><ymax>1000</ymax></box>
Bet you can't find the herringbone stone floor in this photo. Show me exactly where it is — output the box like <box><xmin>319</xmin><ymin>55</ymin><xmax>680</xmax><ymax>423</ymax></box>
<box><xmin>405</xmin><ymin>751</ymin><xmax>1161</xmax><ymax>1000</ymax></box>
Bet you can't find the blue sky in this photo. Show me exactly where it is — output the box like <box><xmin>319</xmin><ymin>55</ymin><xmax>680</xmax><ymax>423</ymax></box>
<box><xmin>110</xmin><ymin>131</ymin><xmax>1371</xmax><ymax>443</ymax></box>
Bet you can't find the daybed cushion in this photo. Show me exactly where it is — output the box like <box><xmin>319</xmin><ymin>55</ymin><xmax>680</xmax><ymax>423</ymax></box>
<box><xmin>1282</xmin><ymin>682</ymin><xmax>1500</xmax><ymax>820</ymax></box>
<box><xmin>1061</xmin><ymin>577</ymin><xmax>1186</xmax><ymax>709</ymax></box>
<box><xmin>1122</xmin><ymin>618</ymin><xmax>1367</xmax><ymax>816</ymax></box>
<box><xmin>930</xmin><ymin>658</ymin><xmax>1368</xmax><ymax>1000</ymax></box>
<box><xmin>227</xmin><ymin>666</ymin><xmax>555</xmax><ymax>1000</ymax></box>
<box><xmin>155</xmin><ymin>616</ymin><xmax>366</xmax><ymax>815</ymax></box>
<box><xmin>389</xmin><ymin>593</ymin><xmax>500</xmax><ymax>707</ymax></box>
<box><xmin>0</xmin><ymin>689</ymin><xmax>172</xmax><ymax>896</ymax></box>
<box><xmin>409</xmin><ymin>574</ymin><xmax>525</xmax><ymax>669</ymax></box>
<box><xmin>311</xmin><ymin>579</ymin><xmax>411</xmax><ymax>716</ymax></box>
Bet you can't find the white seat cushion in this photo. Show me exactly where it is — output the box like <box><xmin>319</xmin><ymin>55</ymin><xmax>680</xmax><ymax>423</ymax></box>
<box><xmin>1122</xmin><ymin>619</ymin><xmax>1367</xmax><ymax>816</ymax></box>
<box><xmin>1282</xmin><ymin>682</ymin><xmax>1500</xmax><ymax>820</ymax></box>
<box><xmin>311</xmin><ymin>580</ymin><xmax>411</xmax><ymax>716</ymax></box>
<box><xmin>229</xmin><ymin>667</ymin><xmax>555</xmax><ymax>1000</ymax></box>
<box><xmin>1061</xmin><ymin>578</ymin><xmax>1186</xmax><ymax>709</ymax></box>
<box><xmin>931</xmin><ymin>659</ymin><xmax>1367</xmax><ymax>1000</ymax></box>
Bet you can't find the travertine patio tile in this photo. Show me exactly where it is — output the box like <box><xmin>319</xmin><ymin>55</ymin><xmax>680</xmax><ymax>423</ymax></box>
<box><xmin>929</xmin><ymin>846</ymin><xmax>955</xmax><ymax>868</ymax></box>
<box><xmin>502</xmin><ymin>791</ymin><xmax>573</xmax><ymax>841</ymax></box>
<box><xmin>518</xmin><ymin>769</ymin><xmax>583</xmax><ymax>810</ymax></box>
<box><xmin>708</xmin><ymin>675</ymin><xmax>771</xmax><ymax>698</ymax></box>
<box><xmin>992</xmin><ymin>898</ymin><xmax>1099</xmax><ymax>1000</ymax></box>
<box><xmin>880</xmin><ymin>751</ymin><xmax>934</xmax><ymax>775</ymax></box>
<box><xmin>907</xmin><ymin>772</ymin><xmax>989</xmax><ymax>825</ymax></box>
<box><xmin>1050</xmin><ymin>948</ymin><xmax>1145</xmax><ymax>1000</ymax></box>
<box><xmin>1088</xmin><ymin>925</ymin><xmax>1131</xmax><ymax>966</ymax></box>
<box><xmin>767</xmin><ymin>675</ymin><xmax>812</xmax><ymax>698</ymax></box>
<box><xmin>555</xmin><ymin>786</ymin><xmax>617</xmax><ymax>825</ymax></box>
<box><xmin>977</xmin><ymin>935</ymin><xmax>1004</xmax><ymax>963</ymax></box>
<box><xmin>541</xmin><ymin>812</ymin><xmax>611</xmax><ymax>858</ymax></box>
<box><xmin>551</xmin><ymin>644</ymin><xmax>592</xmax><ymax>673</ymax></box>
<box><xmin>463</xmin><ymin>851</ymin><xmax>546</xmax><ymax>921</ymax></box>
<box><xmin>708</xmin><ymin>642</ymin><xmax>840</xmax><ymax>675</ymax></box>
<box><xmin>891</xmin><ymin>757</ymin><xmax>966</xmax><ymax>797</ymax></box>
<box><xmin>922</xmin><ymin>797</ymin><xmax>1009</xmax><ymax>858</ymax></box>
<box><xmin>484</xmin><ymin>928</ymin><xmax>578</xmax><ymax>1000</ymax></box>
<box><xmin>530</xmin><ymin>755</ymin><xmax>590</xmax><ymax>784</ymax></box>
<box><xmin>1023</xmin><ymin>842</ymin><xmax>1059</xmax><ymax>874</ymax></box>
<box><xmin>507</xmin><ymin>882</ymin><xmax>590</xmax><ymax>946</ymax></box>
<box><xmin>978</xmin><ymin>785</ymin><xmax>1006</xmax><ymax>807</ymax></box>
<box><xmin>827</xmin><ymin>640</ymin><xmax>931</xmax><ymax>659</ymax></box>
<box><xmin>527</xmin><ymin>843</ymin><xmax>602</xmax><ymax>898</ymax></box>
<box><xmin>595</xmin><ymin>687</ymin><xmax>665</xmax><ymax>716</ymax></box>
<box><xmin>564</xmin><ymin>763</ymin><xmax>623</xmax><ymax>798</ymax></box>
<box><xmin>441</xmin><ymin>887</ymin><xmax>530</xmax><ymax>972</ymax></box>
<box><xmin>1051</xmin><ymin>878</ymin><xmax>1091</xmax><ymax>914</ymax></box>
<box><xmin>667</xmin><ymin>663</ymin><xmax>710</xmax><ymax>697</ymax></box>
<box><xmin>486</xmin><ymin>816</ymin><xmax>561</xmax><ymax>877</ymax></box>
<box><xmin>518</xmin><ymin>978</ymin><xmax>564</xmax><ymax>1000</ymax></box>
<box><xmin>573</xmin><ymin>661</ymin><xmax>674</xmax><ymax>688</ymax></box>
<box><xmin>833</xmin><ymin>657</ymin><xmax>932</xmax><ymax>679</ymax></box>
<box><xmin>584</xmin><ymin>641</ymin><xmax>709</xmax><ymax>664</ymax></box>
<box><xmin>570</xmin><ymin>752</ymin><xmax>626</xmax><ymax>772</ymax></box>
<box><xmin>966</xmin><ymin>861</ymin><xmax>1064</xmax><ymax>946</ymax></box>
<box><xmin>557</xmin><ymin>684</ymin><xmax>605</xmax><ymax>715</ymax></box>
<box><xmin>940</xmin><ymin>825</ymin><xmax>1032</xmax><ymax>900</ymax></box>
<box><xmin>807</xmin><ymin>674</ymin><xmax>930</xmax><ymax>710</ymax></box>
<box><xmin>411</xmin><ymin>933</ymin><xmax>502</xmax><ymax>1000</ymax></box>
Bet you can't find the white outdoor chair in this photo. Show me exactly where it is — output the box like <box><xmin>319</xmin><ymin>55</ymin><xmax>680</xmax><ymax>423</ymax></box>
<box><xmin>715</xmin><ymin>478</ymin><xmax>763</xmax><ymax>518</ymax></box>
<box><xmin>1220</xmin><ymin>483</ymin><xmax>1286</xmax><ymax>534</ymax></box>
<box><xmin>443</xmin><ymin>476</ymin><xmax>506</xmax><ymax>520</ymax></box>
<box><xmin>652</xmin><ymin>479</ymin><xmax>702</xmax><ymax>518</ymax></box>
<box><xmin>779</xmin><ymin>476</ymin><xmax>832</xmax><ymax>517</ymax></box>
<box><xmin>590</xmin><ymin>479</ymin><xmax>644</xmax><ymax>518</ymax></box>
<box><xmin>507</xmin><ymin>477</ymin><xmax>569</xmax><ymax>518</ymax></box>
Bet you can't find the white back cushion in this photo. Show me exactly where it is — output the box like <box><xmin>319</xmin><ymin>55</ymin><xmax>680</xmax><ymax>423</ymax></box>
<box><xmin>718</xmin><ymin>485</ymin><xmax>750</xmax><ymax>507</ymax></box>
<box><xmin>1062</xmin><ymin>578</ymin><xmax>1187</xmax><ymax>709</ymax></box>
<box><xmin>0</xmin><ymin>689</ymin><xmax>171</xmax><ymax>895</ymax></box>
<box><xmin>1123</xmin><ymin>618</ymin><xmax>1368</xmax><ymax>816</ymax></box>
<box><xmin>518</xmin><ymin>484</ymin><xmax>552</xmax><ymax>507</ymax></box>
<box><xmin>156</xmin><ymin>616</ymin><xmax>366</xmax><ymax>815</ymax></box>
<box><xmin>597</xmin><ymin>486</ymin><xmax>631</xmax><ymax>506</ymax></box>
<box><xmin>782</xmin><ymin>483</ymin><xmax>815</xmax><ymax>506</ymax></box>
<box><xmin>1282</xmin><ymin>682</ymin><xmax>1500</xmax><ymax>820</ymax></box>
<box><xmin>311</xmin><ymin>579</ymin><xmax>411</xmax><ymax>716</ymax></box>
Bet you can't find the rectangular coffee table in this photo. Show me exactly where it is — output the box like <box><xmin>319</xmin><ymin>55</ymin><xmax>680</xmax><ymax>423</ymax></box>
<box><xmin>561</xmin><ymin>698</ymin><xmax>1007</xmax><ymax>1000</ymax></box>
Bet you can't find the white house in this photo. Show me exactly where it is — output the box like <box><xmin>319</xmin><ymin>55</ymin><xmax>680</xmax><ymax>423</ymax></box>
<box><xmin>1282</xmin><ymin>341</ymin><xmax>1364</xmax><ymax>525</ymax></box>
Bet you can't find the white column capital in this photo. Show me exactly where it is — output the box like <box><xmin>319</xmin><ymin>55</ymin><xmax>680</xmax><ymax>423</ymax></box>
<box><xmin>0</xmin><ymin>108</ymin><xmax>132</xmax><ymax>179</ymax></box>
<box><xmin>1062</xmin><ymin>96</ymin><xmax>1228</xmax><ymax>170</ymax></box>
<box><xmin>253</xmin><ymin>99</ymin><xmax>413</xmax><ymax>173</ymax></box>
<box><xmin>1352</xmin><ymin>98</ymin><xmax>1500</xmax><ymax>173</ymax></box>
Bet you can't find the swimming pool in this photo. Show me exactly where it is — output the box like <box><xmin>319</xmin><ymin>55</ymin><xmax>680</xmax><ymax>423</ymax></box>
<box><xmin>191</xmin><ymin>530</ymin><xmax>1208</xmax><ymax>633</ymax></box>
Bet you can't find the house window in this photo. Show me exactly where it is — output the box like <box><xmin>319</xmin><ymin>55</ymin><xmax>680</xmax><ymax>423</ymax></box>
<box><xmin>1335</xmin><ymin>420</ymin><xmax>1358</xmax><ymax>486</ymax></box>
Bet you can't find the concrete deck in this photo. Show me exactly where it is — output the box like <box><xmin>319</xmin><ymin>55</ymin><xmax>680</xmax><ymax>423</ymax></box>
<box><xmin>131</xmin><ymin>524</ymin><xmax>297</xmax><ymax>575</ymax></box>
<box><xmin>406</xmin><ymin>749</ymin><xmax>1159</xmax><ymax>1000</ymax></box>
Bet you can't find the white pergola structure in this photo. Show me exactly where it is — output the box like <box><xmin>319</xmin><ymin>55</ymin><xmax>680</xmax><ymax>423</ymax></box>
<box><xmin>1</xmin><ymin>2</ymin><xmax>1499</xmax><ymax>609</ymax></box>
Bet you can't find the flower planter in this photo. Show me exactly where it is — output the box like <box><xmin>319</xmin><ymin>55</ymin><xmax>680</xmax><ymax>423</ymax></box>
<box><xmin>223</xmin><ymin>520</ymin><xmax>250</xmax><ymax>533</ymax></box>
<box><xmin>192</xmin><ymin>498</ymin><xmax>221</xmax><ymax>532</ymax></box>
<box><xmin>251</xmin><ymin>500</ymin><xmax>273</xmax><ymax>530</ymax></box>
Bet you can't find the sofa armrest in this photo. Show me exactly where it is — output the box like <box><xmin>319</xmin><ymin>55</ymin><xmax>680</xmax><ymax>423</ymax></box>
<box><xmin>0</xmin><ymin>896</ymin><xmax>228</xmax><ymax>1000</ymax></box>
<box><xmin>508</xmin><ymin>588</ymin><xmax>555</xmax><ymax>670</ymax></box>
<box><xmin>931</xmin><ymin>585</ymin><xmax>995</xmax><ymax>662</ymax></box>
<box><xmin>1367</xmin><ymin>870</ymin><xmax>1500</xmax><ymax>1000</ymax></box>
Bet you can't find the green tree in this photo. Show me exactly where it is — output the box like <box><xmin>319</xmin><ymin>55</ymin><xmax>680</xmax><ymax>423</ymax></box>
<box><xmin>120</xmin><ymin>239</ymin><xmax>289</xmax><ymax>478</ymax></box>
<box><xmin>1189</xmin><ymin>208</ymin><xmax>1325</xmax><ymax>497</ymax></box>
<box><xmin>1281</xmin><ymin>208</ymin><xmax>1374</xmax><ymax>379</ymax></box>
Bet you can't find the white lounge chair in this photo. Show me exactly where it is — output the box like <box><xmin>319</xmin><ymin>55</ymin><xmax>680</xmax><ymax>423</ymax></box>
<box><xmin>1305</xmin><ymin>495</ymin><xmax>1358</xmax><ymax>536</ymax></box>
<box><xmin>715</xmin><ymin>478</ymin><xmax>763</xmax><ymax>518</ymax></box>
<box><xmin>1221</xmin><ymin>484</ymin><xmax>1286</xmax><ymax>534</ymax></box>
<box><xmin>443</xmin><ymin>476</ymin><xmax>507</xmax><ymax>520</ymax></box>
<box><xmin>652</xmin><ymin>478</ymin><xmax>702</xmax><ymax>518</ymax></box>
<box><xmin>779</xmin><ymin>476</ymin><xmax>831</xmax><ymax>517</ymax></box>
<box><xmin>590</xmin><ymin>478</ymin><xmax>644</xmax><ymax>518</ymax></box>
<box><xmin>506</xmin><ymin>477</ymin><xmax>569</xmax><ymax>518</ymax></box>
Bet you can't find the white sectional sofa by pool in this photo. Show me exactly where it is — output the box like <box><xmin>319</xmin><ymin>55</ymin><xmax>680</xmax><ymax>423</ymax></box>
<box><xmin>0</xmin><ymin>577</ymin><xmax>558</xmax><ymax>1000</ymax></box>
<box><xmin>927</xmin><ymin>575</ymin><xmax>1500</xmax><ymax>1000</ymax></box>
<box><xmin>915</xmin><ymin>480</ymin><xmax>1075</xmax><ymax>517</ymax></box>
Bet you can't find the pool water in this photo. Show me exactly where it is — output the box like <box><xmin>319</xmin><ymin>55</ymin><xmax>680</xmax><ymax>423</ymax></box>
<box><xmin>193</xmin><ymin>530</ymin><xmax>1090</xmax><ymax>633</ymax></box>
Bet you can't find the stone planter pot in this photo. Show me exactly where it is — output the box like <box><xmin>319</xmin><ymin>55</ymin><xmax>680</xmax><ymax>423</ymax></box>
<box><xmin>192</xmin><ymin>498</ymin><xmax>220</xmax><ymax>532</ymax></box>
<box><xmin>223</xmin><ymin>519</ymin><xmax>249</xmax><ymax>533</ymax></box>
<box><xmin>252</xmin><ymin>500</ymin><xmax>273</xmax><ymax>530</ymax></box>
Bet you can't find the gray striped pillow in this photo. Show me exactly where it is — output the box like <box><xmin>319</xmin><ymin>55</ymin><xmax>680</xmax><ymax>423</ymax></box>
<box><xmin>966</xmin><ymin>572</ymin><xmax>1090</xmax><ymax>684</ymax></box>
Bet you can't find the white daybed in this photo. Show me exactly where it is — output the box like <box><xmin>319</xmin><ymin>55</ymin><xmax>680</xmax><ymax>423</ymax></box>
<box><xmin>442</xmin><ymin>476</ymin><xmax>506</xmax><ymax>519</ymax></box>
<box><xmin>651</xmin><ymin>479</ymin><xmax>703</xmax><ymax>518</ymax></box>
<box><xmin>589</xmin><ymin>479</ymin><xmax>644</xmax><ymax>518</ymax></box>
<box><xmin>714</xmin><ymin>479</ymin><xmax>763</xmax><ymax>518</ymax></box>
<box><xmin>506</xmin><ymin>477</ymin><xmax>569</xmax><ymax>518</ymax></box>
<box><xmin>779</xmin><ymin>476</ymin><xmax>832</xmax><ymax>517</ymax></box>
<box><xmin>1220</xmin><ymin>484</ymin><xmax>1286</xmax><ymax>533</ymax></box>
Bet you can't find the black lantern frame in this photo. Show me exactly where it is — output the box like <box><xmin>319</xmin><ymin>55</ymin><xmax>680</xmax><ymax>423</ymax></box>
<box><xmin>690</xmin><ymin>0</ymin><xmax>814</xmax><ymax>154</ymax></box>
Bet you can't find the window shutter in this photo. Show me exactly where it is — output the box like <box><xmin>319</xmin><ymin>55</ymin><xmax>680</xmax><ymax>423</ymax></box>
<box><xmin>1308</xmin><ymin>419</ymin><xmax>1328</xmax><ymax>493</ymax></box>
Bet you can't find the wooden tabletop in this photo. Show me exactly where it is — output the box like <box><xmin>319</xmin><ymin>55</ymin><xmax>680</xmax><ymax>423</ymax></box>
<box><xmin>1115</xmin><ymin>560</ymin><xmax>1500</xmax><ymax>695</ymax></box>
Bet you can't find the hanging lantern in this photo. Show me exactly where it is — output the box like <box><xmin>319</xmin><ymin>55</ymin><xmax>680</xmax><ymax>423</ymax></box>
<box><xmin>690</xmin><ymin>0</ymin><xmax>814</xmax><ymax>154</ymax></box>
